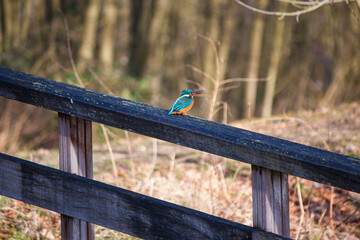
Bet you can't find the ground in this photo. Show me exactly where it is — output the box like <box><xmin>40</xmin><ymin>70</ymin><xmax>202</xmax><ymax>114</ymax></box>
<box><xmin>1</xmin><ymin>102</ymin><xmax>359</xmax><ymax>240</ymax></box>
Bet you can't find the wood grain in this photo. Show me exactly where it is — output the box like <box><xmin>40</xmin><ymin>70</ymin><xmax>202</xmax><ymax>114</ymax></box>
<box><xmin>252</xmin><ymin>166</ymin><xmax>290</xmax><ymax>237</ymax></box>
<box><xmin>0</xmin><ymin>67</ymin><xmax>359</xmax><ymax>194</ymax></box>
<box><xmin>59</xmin><ymin>113</ymin><xmax>94</xmax><ymax>240</ymax></box>
<box><xmin>0</xmin><ymin>153</ymin><xmax>290</xmax><ymax>240</ymax></box>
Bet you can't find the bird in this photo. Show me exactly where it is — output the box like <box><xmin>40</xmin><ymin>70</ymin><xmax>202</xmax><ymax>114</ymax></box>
<box><xmin>168</xmin><ymin>89</ymin><xmax>201</xmax><ymax>116</ymax></box>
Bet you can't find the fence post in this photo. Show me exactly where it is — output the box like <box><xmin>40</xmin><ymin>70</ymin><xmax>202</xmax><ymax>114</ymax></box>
<box><xmin>58</xmin><ymin>113</ymin><xmax>94</xmax><ymax>240</ymax></box>
<box><xmin>251</xmin><ymin>165</ymin><xmax>290</xmax><ymax>237</ymax></box>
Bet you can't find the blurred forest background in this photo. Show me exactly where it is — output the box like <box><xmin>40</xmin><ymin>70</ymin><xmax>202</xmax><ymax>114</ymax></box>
<box><xmin>0</xmin><ymin>0</ymin><xmax>360</xmax><ymax>150</ymax></box>
<box><xmin>1</xmin><ymin>1</ymin><xmax>360</xmax><ymax>239</ymax></box>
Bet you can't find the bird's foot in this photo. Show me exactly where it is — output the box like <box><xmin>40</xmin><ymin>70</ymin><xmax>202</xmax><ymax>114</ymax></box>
<box><xmin>181</xmin><ymin>112</ymin><xmax>189</xmax><ymax>116</ymax></box>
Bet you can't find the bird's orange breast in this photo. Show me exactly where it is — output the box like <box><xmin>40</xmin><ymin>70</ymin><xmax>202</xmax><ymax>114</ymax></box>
<box><xmin>180</xmin><ymin>100</ymin><xmax>194</xmax><ymax>112</ymax></box>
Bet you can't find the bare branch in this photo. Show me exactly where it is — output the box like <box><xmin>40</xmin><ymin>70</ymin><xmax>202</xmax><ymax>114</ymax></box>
<box><xmin>60</xmin><ymin>11</ymin><xmax>85</xmax><ymax>88</ymax></box>
<box><xmin>279</xmin><ymin>0</ymin><xmax>356</xmax><ymax>5</ymax></box>
<box><xmin>197</xmin><ymin>34</ymin><xmax>222</xmax><ymax>121</ymax></box>
<box><xmin>185</xmin><ymin>79</ymin><xmax>209</xmax><ymax>93</ymax></box>
<box><xmin>232</xmin><ymin>0</ymin><xmax>332</xmax><ymax>17</ymax></box>
<box><xmin>186</xmin><ymin>64</ymin><xmax>216</xmax><ymax>84</ymax></box>
<box><xmin>219</xmin><ymin>84</ymin><xmax>242</xmax><ymax>92</ymax></box>
<box><xmin>221</xmin><ymin>77</ymin><xmax>268</xmax><ymax>86</ymax></box>
<box><xmin>88</xmin><ymin>67</ymin><xmax>115</xmax><ymax>95</ymax></box>
<box><xmin>198</xmin><ymin>34</ymin><xmax>220</xmax><ymax>81</ymax></box>
<box><xmin>345</xmin><ymin>0</ymin><xmax>360</xmax><ymax>22</ymax></box>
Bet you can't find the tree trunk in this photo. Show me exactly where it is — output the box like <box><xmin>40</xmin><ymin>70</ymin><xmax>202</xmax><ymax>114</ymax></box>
<box><xmin>244</xmin><ymin>0</ymin><xmax>268</xmax><ymax>118</ymax></box>
<box><xmin>99</xmin><ymin>0</ymin><xmax>117</xmax><ymax>76</ymax></box>
<box><xmin>12</xmin><ymin>1</ymin><xmax>21</xmax><ymax>48</ymax></box>
<box><xmin>147</xmin><ymin>0</ymin><xmax>170</xmax><ymax>105</ymax></box>
<box><xmin>320</xmin><ymin>61</ymin><xmax>349</xmax><ymax>107</ymax></box>
<box><xmin>200</xmin><ymin>0</ymin><xmax>236</xmax><ymax>121</ymax></box>
<box><xmin>262</xmin><ymin>12</ymin><xmax>286</xmax><ymax>117</ymax></box>
<box><xmin>3</xmin><ymin>0</ymin><xmax>13</xmax><ymax>50</ymax></box>
<box><xmin>128</xmin><ymin>0</ymin><xmax>155</xmax><ymax>77</ymax></box>
<box><xmin>47</xmin><ymin>0</ymin><xmax>62</xmax><ymax>82</ymax></box>
<box><xmin>20</xmin><ymin>0</ymin><xmax>32</xmax><ymax>44</ymax></box>
<box><xmin>215</xmin><ymin>2</ymin><xmax>236</xmax><ymax>121</ymax></box>
<box><xmin>33</xmin><ymin>0</ymin><xmax>46</xmax><ymax>47</ymax></box>
<box><xmin>202</xmin><ymin>0</ymin><xmax>220</xmax><ymax>84</ymax></box>
<box><xmin>77</xmin><ymin>0</ymin><xmax>101</xmax><ymax>74</ymax></box>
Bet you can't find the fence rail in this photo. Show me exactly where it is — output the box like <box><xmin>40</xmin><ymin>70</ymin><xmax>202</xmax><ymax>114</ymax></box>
<box><xmin>0</xmin><ymin>153</ymin><xmax>288</xmax><ymax>240</ymax></box>
<box><xmin>0</xmin><ymin>67</ymin><xmax>359</xmax><ymax>193</ymax></box>
<box><xmin>0</xmin><ymin>66</ymin><xmax>359</xmax><ymax>239</ymax></box>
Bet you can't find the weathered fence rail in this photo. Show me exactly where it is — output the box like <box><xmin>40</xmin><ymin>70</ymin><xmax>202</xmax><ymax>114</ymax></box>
<box><xmin>0</xmin><ymin>153</ymin><xmax>287</xmax><ymax>240</ymax></box>
<box><xmin>0</xmin><ymin>66</ymin><xmax>359</xmax><ymax>239</ymax></box>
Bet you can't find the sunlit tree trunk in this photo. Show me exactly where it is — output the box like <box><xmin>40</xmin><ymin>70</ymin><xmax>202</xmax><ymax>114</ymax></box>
<box><xmin>20</xmin><ymin>0</ymin><xmax>32</xmax><ymax>44</ymax></box>
<box><xmin>218</xmin><ymin>3</ymin><xmax>236</xmax><ymax>83</ymax></box>
<box><xmin>77</xmin><ymin>0</ymin><xmax>101</xmax><ymax>74</ymax></box>
<box><xmin>215</xmin><ymin>2</ymin><xmax>236</xmax><ymax>121</ymax></box>
<box><xmin>244</xmin><ymin>0</ymin><xmax>268</xmax><ymax>118</ymax></box>
<box><xmin>12</xmin><ymin>1</ymin><xmax>21</xmax><ymax>48</ymax></box>
<box><xmin>169</xmin><ymin>0</ymin><xmax>193</xmax><ymax>92</ymax></box>
<box><xmin>48</xmin><ymin>0</ymin><xmax>62</xmax><ymax>81</ymax></box>
<box><xmin>3</xmin><ymin>0</ymin><xmax>13</xmax><ymax>50</ymax></box>
<box><xmin>99</xmin><ymin>0</ymin><xmax>117</xmax><ymax>76</ymax></box>
<box><xmin>320</xmin><ymin>61</ymin><xmax>349</xmax><ymax>107</ymax></box>
<box><xmin>262</xmin><ymin>11</ymin><xmax>286</xmax><ymax>117</ymax></box>
<box><xmin>200</xmin><ymin>0</ymin><xmax>236</xmax><ymax>120</ymax></box>
<box><xmin>33</xmin><ymin>0</ymin><xmax>46</xmax><ymax>46</ymax></box>
<box><xmin>202</xmin><ymin>0</ymin><xmax>220</xmax><ymax>84</ymax></box>
<box><xmin>147</xmin><ymin>0</ymin><xmax>171</xmax><ymax>105</ymax></box>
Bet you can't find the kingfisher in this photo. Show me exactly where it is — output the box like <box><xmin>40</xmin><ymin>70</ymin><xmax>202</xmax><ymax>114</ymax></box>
<box><xmin>168</xmin><ymin>89</ymin><xmax>201</xmax><ymax>116</ymax></box>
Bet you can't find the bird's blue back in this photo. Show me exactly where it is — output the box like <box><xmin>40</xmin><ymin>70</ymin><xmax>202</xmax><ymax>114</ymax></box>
<box><xmin>168</xmin><ymin>95</ymin><xmax>193</xmax><ymax>114</ymax></box>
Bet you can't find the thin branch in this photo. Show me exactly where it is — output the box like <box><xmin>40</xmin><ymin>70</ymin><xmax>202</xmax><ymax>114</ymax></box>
<box><xmin>198</xmin><ymin>34</ymin><xmax>221</xmax><ymax>121</ymax></box>
<box><xmin>198</xmin><ymin>34</ymin><xmax>220</xmax><ymax>81</ymax></box>
<box><xmin>100</xmin><ymin>124</ymin><xmax>119</xmax><ymax>186</ymax></box>
<box><xmin>329</xmin><ymin>186</ymin><xmax>336</xmax><ymax>240</ymax></box>
<box><xmin>233</xmin><ymin>0</ymin><xmax>332</xmax><ymax>17</ymax></box>
<box><xmin>247</xmin><ymin>115</ymin><xmax>331</xmax><ymax>150</ymax></box>
<box><xmin>283</xmin><ymin>115</ymin><xmax>330</xmax><ymax>151</ymax></box>
<box><xmin>278</xmin><ymin>0</ymin><xmax>350</xmax><ymax>6</ymax></box>
<box><xmin>212</xmin><ymin>106</ymin><xmax>223</xmax><ymax>118</ymax></box>
<box><xmin>88</xmin><ymin>67</ymin><xmax>115</xmax><ymax>95</ymax></box>
<box><xmin>60</xmin><ymin>11</ymin><xmax>84</xmax><ymax>88</ymax></box>
<box><xmin>335</xmin><ymin>203</ymin><xmax>360</xmax><ymax>229</ymax></box>
<box><xmin>221</xmin><ymin>77</ymin><xmax>268</xmax><ymax>86</ymax></box>
<box><xmin>185</xmin><ymin>79</ymin><xmax>209</xmax><ymax>93</ymax></box>
<box><xmin>186</xmin><ymin>64</ymin><xmax>216</xmax><ymax>84</ymax></box>
<box><xmin>124</xmin><ymin>131</ymin><xmax>136</xmax><ymax>188</ymax></box>
<box><xmin>295</xmin><ymin>177</ymin><xmax>305</xmax><ymax>240</ymax></box>
<box><xmin>219</xmin><ymin>84</ymin><xmax>242</xmax><ymax>92</ymax></box>
<box><xmin>345</xmin><ymin>0</ymin><xmax>360</xmax><ymax>22</ymax></box>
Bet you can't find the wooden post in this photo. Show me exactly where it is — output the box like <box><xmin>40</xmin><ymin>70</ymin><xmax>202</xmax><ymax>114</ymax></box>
<box><xmin>251</xmin><ymin>165</ymin><xmax>290</xmax><ymax>237</ymax></box>
<box><xmin>58</xmin><ymin>113</ymin><xmax>94</xmax><ymax>240</ymax></box>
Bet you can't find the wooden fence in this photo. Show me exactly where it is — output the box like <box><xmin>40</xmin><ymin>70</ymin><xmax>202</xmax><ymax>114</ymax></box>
<box><xmin>0</xmin><ymin>66</ymin><xmax>359</xmax><ymax>239</ymax></box>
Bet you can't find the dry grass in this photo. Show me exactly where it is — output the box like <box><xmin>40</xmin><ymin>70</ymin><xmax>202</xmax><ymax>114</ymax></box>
<box><xmin>3</xmin><ymin>11</ymin><xmax>359</xmax><ymax>240</ymax></box>
<box><xmin>1</xmin><ymin>103</ymin><xmax>360</xmax><ymax>239</ymax></box>
<box><xmin>0</xmin><ymin>197</ymin><xmax>60</xmax><ymax>239</ymax></box>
